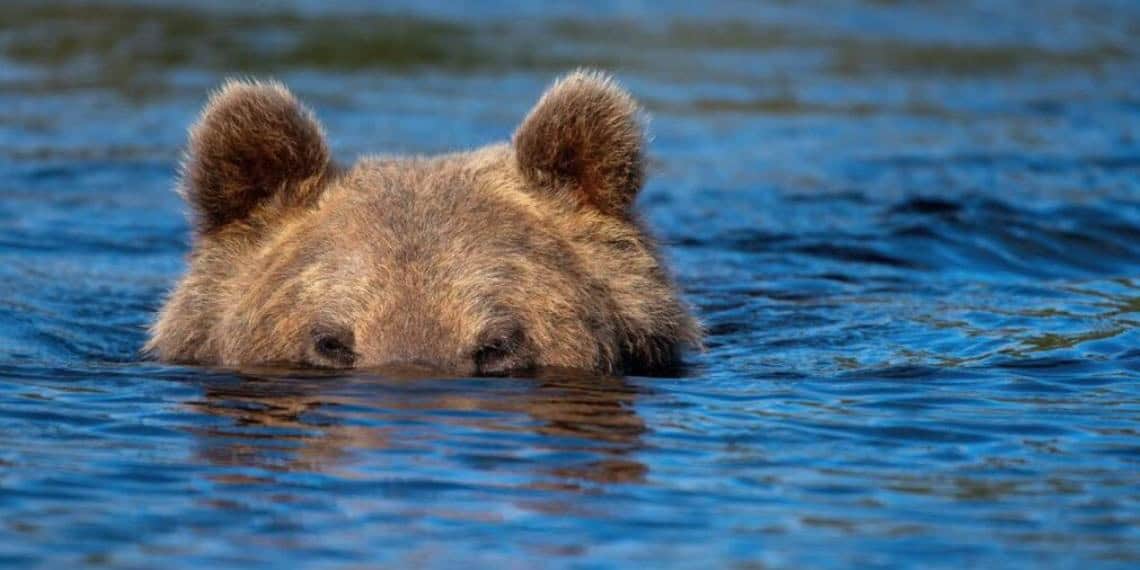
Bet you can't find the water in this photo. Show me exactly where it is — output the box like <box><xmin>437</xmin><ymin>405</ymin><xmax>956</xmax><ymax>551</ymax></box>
<box><xmin>1</xmin><ymin>0</ymin><xmax>1139</xmax><ymax>567</ymax></box>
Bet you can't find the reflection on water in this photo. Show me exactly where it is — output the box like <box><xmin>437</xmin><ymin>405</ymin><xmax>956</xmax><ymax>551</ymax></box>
<box><xmin>189</xmin><ymin>369</ymin><xmax>646</xmax><ymax>488</ymax></box>
<box><xmin>1</xmin><ymin>0</ymin><xmax>1139</xmax><ymax>567</ymax></box>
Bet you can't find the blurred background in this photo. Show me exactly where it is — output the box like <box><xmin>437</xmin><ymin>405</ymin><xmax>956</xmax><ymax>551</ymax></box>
<box><xmin>0</xmin><ymin>1</ymin><xmax>1139</xmax><ymax>568</ymax></box>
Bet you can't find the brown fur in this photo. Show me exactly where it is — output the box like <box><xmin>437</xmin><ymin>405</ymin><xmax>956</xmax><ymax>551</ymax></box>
<box><xmin>146</xmin><ymin>70</ymin><xmax>700</xmax><ymax>375</ymax></box>
<box><xmin>514</xmin><ymin>71</ymin><xmax>644</xmax><ymax>217</ymax></box>
<box><xmin>182</xmin><ymin>79</ymin><xmax>331</xmax><ymax>233</ymax></box>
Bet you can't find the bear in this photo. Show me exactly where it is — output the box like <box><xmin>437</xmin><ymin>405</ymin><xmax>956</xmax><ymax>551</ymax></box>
<box><xmin>145</xmin><ymin>70</ymin><xmax>700</xmax><ymax>375</ymax></box>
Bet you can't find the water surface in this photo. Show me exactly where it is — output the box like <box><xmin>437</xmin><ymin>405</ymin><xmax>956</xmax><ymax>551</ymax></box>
<box><xmin>1</xmin><ymin>1</ymin><xmax>1139</xmax><ymax>567</ymax></box>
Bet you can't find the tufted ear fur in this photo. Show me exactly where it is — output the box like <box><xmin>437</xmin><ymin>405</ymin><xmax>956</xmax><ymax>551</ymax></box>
<box><xmin>513</xmin><ymin>70</ymin><xmax>646</xmax><ymax>217</ymax></box>
<box><xmin>181</xmin><ymin>79</ymin><xmax>331</xmax><ymax>233</ymax></box>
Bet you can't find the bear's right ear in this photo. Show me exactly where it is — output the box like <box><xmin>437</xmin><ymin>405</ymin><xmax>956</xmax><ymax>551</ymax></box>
<box><xmin>181</xmin><ymin>79</ymin><xmax>331</xmax><ymax>233</ymax></box>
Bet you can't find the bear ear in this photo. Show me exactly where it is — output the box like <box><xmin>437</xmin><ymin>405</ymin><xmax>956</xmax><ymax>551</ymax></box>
<box><xmin>182</xmin><ymin>79</ymin><xmax>331</xmax><ymax>233</ymax></box>
<box><xmin>513</xmin><ymin>70</ymin><xmax>646</xmax><ymax>217</ymax></box>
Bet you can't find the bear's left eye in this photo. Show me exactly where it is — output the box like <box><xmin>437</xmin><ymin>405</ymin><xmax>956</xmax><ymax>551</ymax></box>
<box><xmin>309</xmin><ymin>326</ymin><xmax>356</xmax><ymax>368</ymax></box>
<box><xmin>473</xmin><ymin>326</ymin><xmax>530</xmax><ymax>376</ymax></box>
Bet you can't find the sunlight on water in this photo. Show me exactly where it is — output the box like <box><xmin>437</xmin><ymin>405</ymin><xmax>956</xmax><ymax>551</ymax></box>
<box><xmin>0</xmin><ymin>0</ymin><xmax>1138</xmax><ymax>567</ymax></box>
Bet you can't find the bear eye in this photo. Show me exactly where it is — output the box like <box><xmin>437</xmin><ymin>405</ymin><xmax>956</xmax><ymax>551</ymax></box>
<box><xmin>310</xmin><ymin>327</ymin><xmax>356</xmax><ymax>368</ymax></box>
<box><xmin>473</xmin><ymin>326</ymin><xmax>529</xmax><ymax>376</ymax></box>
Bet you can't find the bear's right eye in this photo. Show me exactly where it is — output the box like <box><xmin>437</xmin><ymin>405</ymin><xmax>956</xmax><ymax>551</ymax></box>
<box><xmin>473</xmin><ymin>325</ymin><xmax>530</xmax><ymax>376</ymax></box>
<box><xmin>309</xmin><ymin>327</ymin><xmax>356</xmax><ymax>368</ymax></box>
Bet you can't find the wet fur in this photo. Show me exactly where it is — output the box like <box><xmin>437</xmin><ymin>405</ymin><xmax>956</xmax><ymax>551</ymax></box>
<box><xmin>147</xmin><ymin>70</ymin><xmax>700</xmax><ymax>374</ymax></box>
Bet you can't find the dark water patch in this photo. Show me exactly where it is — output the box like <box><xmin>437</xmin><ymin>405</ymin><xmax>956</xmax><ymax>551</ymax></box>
<box><xmin>0</xmin><ymin>3</ymin><xmax>621</xmax><ymax>82</ymax></box>
<box><xmin>652</xmin><ymin>96</ymin><xmax>959</xmax><ymax>119</ymax></box>
<box><xmin>864</xmin><ymin>153</ymin><xmax>1140</xmax><ymax>175</ymax></box>
<box><xmin>552</xmin><ymin>17</ymin><xmax>1133</xmax><ymax>76</ymax></box>
<box><xmin>887</xmin><ymin>196</ymin><xmax>963</xmax><ymax>216</ymax></box>
<box><xmin>860</xmin><ymin>195</ymin><xmax>1140</xmax><ymax>280</ymax></box>
<box><xmin>829</xmin><ymin>42</ymin><xmax>1130</xmax><ymax>76</ymax></box>
<box><xmin>793</xmin><ymin>242</ymin><xmax>921</xmax><ymax>270</ymax></box>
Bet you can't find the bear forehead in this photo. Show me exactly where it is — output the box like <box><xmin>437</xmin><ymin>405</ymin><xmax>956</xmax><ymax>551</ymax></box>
<box><xmin>261</xmin><ymin>151</ymin><xmax>576</xmax><ymax>281</ymax></box>
<box><xmin>326</xmin><ymin>150</ymin><xmax>521</xmax><ymax>223</ymax></box>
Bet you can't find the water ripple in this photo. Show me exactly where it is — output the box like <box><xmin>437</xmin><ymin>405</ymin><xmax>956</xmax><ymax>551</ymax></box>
<box><xmin>1</xmin><ymin>0</ymin><xmax>1139</xmax><ymax>568</ymax></box>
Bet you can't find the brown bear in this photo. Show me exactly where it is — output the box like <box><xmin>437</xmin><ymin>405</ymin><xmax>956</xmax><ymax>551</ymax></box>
<box><xmin>145</xmin><ymin>70</ymin><xmax>700</xmax><ymax>375</ymax></box>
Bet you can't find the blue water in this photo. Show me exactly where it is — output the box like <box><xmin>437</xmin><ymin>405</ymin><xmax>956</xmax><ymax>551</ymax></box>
<box><xmin>1</xmin><ymin>1</ymin><xmax>1139</xmax><ymax>567</ymax></box>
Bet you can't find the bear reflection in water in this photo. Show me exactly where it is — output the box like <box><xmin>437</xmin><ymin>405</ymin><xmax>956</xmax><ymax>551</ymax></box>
<box><xmin>189</xmin><ymin>369</ymin><xmax>648</xmax><ymax>489</ymax></box>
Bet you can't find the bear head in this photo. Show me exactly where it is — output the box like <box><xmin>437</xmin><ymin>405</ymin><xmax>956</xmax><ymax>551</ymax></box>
<box><xmin>146</xmin><ymin>70</ymin><xmax>700</xmax><ymax>375</ymax></box>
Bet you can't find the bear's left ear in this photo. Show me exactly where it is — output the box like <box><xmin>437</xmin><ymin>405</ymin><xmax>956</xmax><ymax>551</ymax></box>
<box><xmin>513</xmin><ymin>70</ymin><xmax>645</xmax><ymax>217</ymax></box>
<box><xmin>182</xmin><ymin>79</ymin><xmax>331</xmax><ymax>234</ymax></box>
